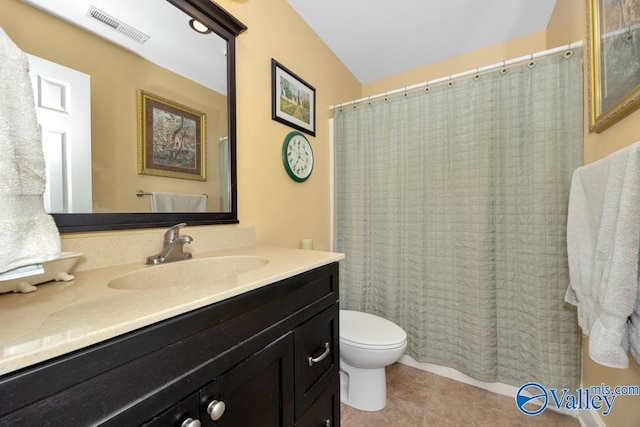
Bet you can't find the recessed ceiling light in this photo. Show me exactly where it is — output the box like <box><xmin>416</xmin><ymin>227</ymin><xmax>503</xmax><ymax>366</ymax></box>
<box><xmin>189</xmin><ymin>19</ymin><xmax>212</xmax><ymax>34</ymax></box>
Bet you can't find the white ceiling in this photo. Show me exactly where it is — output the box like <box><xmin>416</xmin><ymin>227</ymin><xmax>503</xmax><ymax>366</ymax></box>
<box><xmin>22</xmin><ymin>0</ymin><xmax>228</xmax><ymax>94</ymax></box>
<box><xmin>21</xmin><ymin>1</ymin><xmax>558</xmax><ymax>91</ymax></box>
<box><xmin>287</xmin><ymin>0</ymin><xmax>558</xmax><ymax>83</ymax></box>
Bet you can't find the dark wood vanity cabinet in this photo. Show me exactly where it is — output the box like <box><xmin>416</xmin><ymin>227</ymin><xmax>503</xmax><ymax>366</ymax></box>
<box><xmin>0</xmin><ymin>262</ymin><xmax>340</xmax><ymax>427</ymax></box>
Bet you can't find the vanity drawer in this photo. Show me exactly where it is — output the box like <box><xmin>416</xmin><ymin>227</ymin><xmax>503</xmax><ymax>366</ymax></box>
<box><xmin>294</xmin><ymin>303</ymin><xmax>339</xmax><ymax>418</ymax></box>
<box><xmin>296</xmin><ymin>375</ymin><xmax>340</xmax><ymax>427</ymax></box>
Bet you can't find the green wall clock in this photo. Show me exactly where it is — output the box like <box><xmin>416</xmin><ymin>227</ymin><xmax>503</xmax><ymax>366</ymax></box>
<box><xmin>282</xmin><ymin>131</ymin><xmax>314</xmax><ymax>182</ymax></box>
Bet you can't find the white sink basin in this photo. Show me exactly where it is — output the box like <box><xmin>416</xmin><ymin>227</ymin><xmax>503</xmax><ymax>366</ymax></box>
<box><xmin>107</xmin><ymin>256</ymin><xmax>269</xmax><ymax>291</ymax></box>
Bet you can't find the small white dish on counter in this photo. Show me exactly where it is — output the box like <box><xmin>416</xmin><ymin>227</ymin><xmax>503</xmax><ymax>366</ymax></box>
<box><xmin>0</xmin><ymin>252</ymin><xmax>83</xmax><ymax>294</ymax></box>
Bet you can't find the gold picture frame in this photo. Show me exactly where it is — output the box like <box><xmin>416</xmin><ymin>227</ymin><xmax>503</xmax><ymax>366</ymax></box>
<box><xmin>137</xmin><ymin>90</ymin><xmax>207</xmax><ymax>181</ymax></box>
<box><xmin>587</xmin><ymin>0</ymin><xmax>640</xmax><ymax>133</ymax></box>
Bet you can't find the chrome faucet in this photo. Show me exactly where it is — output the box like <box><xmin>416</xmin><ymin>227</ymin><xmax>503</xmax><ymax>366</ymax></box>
<box><xmin>146</xmin><ymin>223</ymin><xmax>193</xmax><ymax>265</ymax></box>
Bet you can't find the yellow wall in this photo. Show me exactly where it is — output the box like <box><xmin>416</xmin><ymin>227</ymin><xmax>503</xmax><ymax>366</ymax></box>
<box><xmin>214</xmin><ymin>0</ymin><xmax>361</xmax><ymax>250</ymax></box>
<box><xmin>548</xmin><ymin>1</ymin><xmax>640</xmax><ymax>426</ymax></box>
<box><xmin>362</xmin><ymin>30</ymin><xmax>547</xmax><ymax>97</ymax></box>
<box><xmin>1</xmin><ymin>0</ymin><xmax>227</xmax><ymax>212</ymax></box>
<box><xmin>7</xmin><ymin>2</ymin><xmax>638</xmax><ymax>422</ymax></box>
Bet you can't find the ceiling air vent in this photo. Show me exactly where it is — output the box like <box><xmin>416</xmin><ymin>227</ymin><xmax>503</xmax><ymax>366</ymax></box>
<box><xmin>86</xmin><ymin>6</ymin><xmax>150</xmax><ymax>44</ymax></box>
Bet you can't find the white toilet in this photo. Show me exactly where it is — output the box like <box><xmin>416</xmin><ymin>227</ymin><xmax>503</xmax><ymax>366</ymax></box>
<box><xmin>339</xmin><ymin>310</ymin><xmax>407</xmax><ymax>411</ymax></box>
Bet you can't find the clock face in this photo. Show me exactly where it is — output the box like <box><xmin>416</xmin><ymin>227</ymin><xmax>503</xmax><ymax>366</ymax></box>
<box><xmin>282</xmin><ymin>131</ymin><xmax>313</xmax><ymax>182</ymax></box>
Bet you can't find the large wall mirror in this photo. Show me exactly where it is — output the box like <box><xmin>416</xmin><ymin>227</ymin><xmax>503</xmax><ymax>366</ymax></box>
<box><xmin>1</xmin><ymin>0</ymin><xmax>245</xmax><ymax>232</ymax></box>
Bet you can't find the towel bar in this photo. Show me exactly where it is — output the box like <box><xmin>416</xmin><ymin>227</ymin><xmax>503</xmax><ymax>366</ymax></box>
<box><xmin>136</xmin><ymin>190</ymin><xmax>208</xmax><ymax>198</ymax></box>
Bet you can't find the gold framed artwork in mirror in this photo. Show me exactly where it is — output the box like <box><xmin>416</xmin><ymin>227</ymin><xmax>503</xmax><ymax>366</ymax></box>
<box><xmin>137</xmin><ymin>90</ymin><xmax>207</xmax><ymax>181</ymax></box>
<box><xmin>587</xmin><ymin>0</ymin><xmax>640</xmax><ymax>133</ymax></box>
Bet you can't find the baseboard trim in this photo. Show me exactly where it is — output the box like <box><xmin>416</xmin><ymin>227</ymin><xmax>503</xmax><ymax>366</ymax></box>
<box><xmin>397</xmin><ymin>355</ymin><xmax>586</xmax><ymax>422</ymax></box>
<box><xmin>576</xmin><ymin>408</ymin><xmax>607</xmax><ymax>427</ymax></box>
<box><xmin>398</xmin><ymin>355</ymin><xmax>521</xmax><ymax>398</ymax></box>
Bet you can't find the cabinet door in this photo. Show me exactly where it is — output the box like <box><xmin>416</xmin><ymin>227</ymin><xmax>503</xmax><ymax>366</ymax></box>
<box><xmin>199</xmin><ymin>333</ymin><xmax>294</xmax><ymax>427</ymax></box>
<box><xmin>142</xmin><ymin>393</ymin><xmax>200</xmax><ymax>427</ymax></box>
<box><xmin>296</xmin><ymin>375</ymin><xmax>340</xmax><ymax>427</ymax></box>
<box><xmin>294</xmin><ymin>304</ymin><xmax>339</xmax><ymax>418</ymax></box>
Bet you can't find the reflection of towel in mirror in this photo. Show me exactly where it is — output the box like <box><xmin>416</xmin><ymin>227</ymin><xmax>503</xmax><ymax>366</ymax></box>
<box><xmin>151</xmin><ymin>192</ymin><xmax>207</xmax><ymax>213</ymax></box>
<box><xmin>0</xmin><ymin>27</ymin><xmax>60</xmax><ymax>274</ymax></box>
<box><xmin>565</xmin><ymin>141</ymin><xmax>640</xmax><ymax>369</ymax></box>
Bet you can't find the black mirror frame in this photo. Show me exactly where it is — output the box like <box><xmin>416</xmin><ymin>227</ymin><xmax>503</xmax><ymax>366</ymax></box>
<box><xmin>52</xmin><ymin>0</ymin><xmax>246</xmax><ymax>232</ymax></box>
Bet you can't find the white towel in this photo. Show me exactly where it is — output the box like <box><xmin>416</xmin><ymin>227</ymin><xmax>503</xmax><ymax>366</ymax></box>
<box><xmin>0</xmin><ymin>27</ymin><xmax>60</xmax><ymax>273</ymax></box>
<box><xmin>150</xmin><ymin>192</ymin><xmax>207</xmax><ymax>213</ymax></box>
<box><xmin>565</xmin><ymin>141</ymin><xmax>640</xmax><ymax>368</ymax></box>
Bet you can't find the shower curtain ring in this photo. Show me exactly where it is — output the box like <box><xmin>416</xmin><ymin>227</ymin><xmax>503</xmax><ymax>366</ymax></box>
<box><xmin>500</xmin><ymin>61</ymin><xmax>508</xmax><ymax>75</ymax></box>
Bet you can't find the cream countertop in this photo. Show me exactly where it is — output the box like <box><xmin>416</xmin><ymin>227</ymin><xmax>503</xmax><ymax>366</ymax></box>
<box><xmin>0</xmin><ymin>245</ymin><xmax>344</xmax><ymax>376</ymax></box>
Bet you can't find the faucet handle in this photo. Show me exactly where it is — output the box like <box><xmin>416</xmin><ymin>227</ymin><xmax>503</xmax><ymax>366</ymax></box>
<box><xmin>164</xmin><ymin>223</ymin><xmax>187</xmax><ymax>243</ymax></box>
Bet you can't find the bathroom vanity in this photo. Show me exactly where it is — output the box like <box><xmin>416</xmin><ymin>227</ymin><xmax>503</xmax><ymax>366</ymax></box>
<box><xmin>0</xmin><ymin>242</ymin><xmax>342</xmax><ymax>426</ymax></box>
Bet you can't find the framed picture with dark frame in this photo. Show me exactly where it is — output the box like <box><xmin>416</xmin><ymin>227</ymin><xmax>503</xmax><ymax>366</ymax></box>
<box><xmin>137</xmin><ymin>89</ymin><xmax>207</xmax><ymax>181</ymax></box>
<box><xmin>272</xmin><ymin>59</ymin><xmax>316</xmax><ymax>136</ymax></box>
<box><xmin>587</xmin><ymin>0</ymin><xmax>640</xmax><ymax>133</ymax></box>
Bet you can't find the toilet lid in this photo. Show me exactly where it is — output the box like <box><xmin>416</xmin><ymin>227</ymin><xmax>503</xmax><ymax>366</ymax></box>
<box><xmin>340</xmin><ymin>310</ymin><xmax>407</xmax><ymax>348</ymax></box>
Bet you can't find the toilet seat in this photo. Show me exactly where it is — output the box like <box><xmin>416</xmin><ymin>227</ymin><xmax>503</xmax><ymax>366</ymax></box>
<box><xmin>340</xmin><ymin>337</ymin><xmax>406</xmax><ymax>350</ymax></box>
<box><xmin>340</xmin><ymin>310</ymin><xmax>407</xmax><ymax>349</ymax></box>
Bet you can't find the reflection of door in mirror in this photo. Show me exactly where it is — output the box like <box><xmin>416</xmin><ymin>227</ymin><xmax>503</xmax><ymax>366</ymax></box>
<box><xmin>219</xmin><ymin>136</ymin><xmax>230</xmax><ymax>211</ymax></box>
<box><xmin>2</xmin><ymin>0</ymin><xmax>231</xmax><ymax>214</ymax></box>
<box><xmin>27</xmin><ymin>54</ymin><xmax>92</xmax><ymax>213</ymax></box>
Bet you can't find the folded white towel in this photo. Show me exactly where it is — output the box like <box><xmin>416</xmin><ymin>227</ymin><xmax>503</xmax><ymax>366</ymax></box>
<box><xmin>0</xmin><ymin>27</ymin><xmax>60</xmax><ymax>273</ymax></box>
<box><xmin>151</xmin><ymin>191</ymin><xmax>207</xmax><ymax>213</ymax></box>
<box><xmin>565</xmin><ymin>141</ymin><xmax>640</xmax><ymax>368</ymax></box>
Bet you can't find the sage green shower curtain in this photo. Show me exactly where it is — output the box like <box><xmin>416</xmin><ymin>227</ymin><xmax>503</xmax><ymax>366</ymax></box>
<box><xmin>333</xmin><ymin>51</ymin><xmax>583</xmax><ymax>389</ymax></box>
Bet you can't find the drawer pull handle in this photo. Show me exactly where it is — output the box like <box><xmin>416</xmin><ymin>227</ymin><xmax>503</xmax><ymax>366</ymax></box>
<box><xmin>325</xmin><ymin>419</ymin><xmax>331</xmax><ymax>427</ymax></box>
<box><xmin>308</xmin><ymin>342</ymin><xmax>330</xmax><ymax>366</ymax></box>
<box><xmin>207</xmin><ymin>400</ymin><xmax>226</xmax><ymax>421</ymax></box>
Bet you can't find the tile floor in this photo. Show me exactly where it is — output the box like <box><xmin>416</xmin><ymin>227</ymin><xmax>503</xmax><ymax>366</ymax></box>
<box><xmin>340</xmin><ymin>363</ymin><xmax>581</xmax><ymax>427</ymax></box>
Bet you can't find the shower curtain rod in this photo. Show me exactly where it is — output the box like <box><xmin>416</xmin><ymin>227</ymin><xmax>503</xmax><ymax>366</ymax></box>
<box><xmin>329</xmin><ymin>40</ymin><xmax>582</xmax><ymax>110</ymax></box>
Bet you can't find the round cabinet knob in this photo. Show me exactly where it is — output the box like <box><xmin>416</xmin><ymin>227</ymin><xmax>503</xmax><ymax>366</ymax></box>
<box><xmin>180</xmin><ymin>418</ymin><xmax>201</xmax><ymax>427</ymax></box>
<box><xmin>207</xmin><ymin>400</ymin><xmax>226</xmax><ymax>421</ymax></box>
